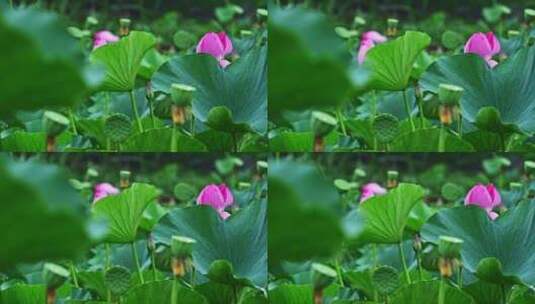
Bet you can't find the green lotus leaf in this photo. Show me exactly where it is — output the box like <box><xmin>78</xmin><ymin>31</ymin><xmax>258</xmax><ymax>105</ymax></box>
<box><xmin>90</xmin><ymin>31</ymin><xmax>157</xmax><ymax>91</ymax></box>
<box><xmin>421</xmin><ymin>47</ymin><xmax>535</xmax><ymax>134</ymax></box>
<box><xmin>0</xmin><ymin>8</ymin><xmax>102</xmax><ymax>114</ymax></box>
<box><xmin>390</xmin><ymin>128</ymin><xmax>475</xmax><ymax>152</ymax></box>
<box><xmin>269</xmin><ymin>6</ymin><xmax>363</xmax><ymax>116</ymax></box>
<box><xmin>421</xmin><ymin>201</ymin><xmax>535</xmax><ymax>286</ymax></box>
<box><xmin>92</xmin><ymin>183</ymin><xmax>161</xmax><ymax>243</ymax></box>
<box><xmin>357</xmin><ymin>183</ymin><xmax>425</xmax><ymax>244</ymax></box>
<box><xmin>365</xmin><ymin>31</ymin><xmax>432</xmax><ymax>91</ymax></box>
<box><xmin>207</xmin><ymin>259</ymin><xmax>254</xmax><ymax>287</ymax></box>
<box><xmin>153</xmin><ymin>200</ymin><xmax>267</xmax><ymax>287</ymax></box>
<box><xmin>121</xmin><ymin>128</ymin><xmax>207</xmax><ymax>152</ymax></box>
<box><xmin>390</xmin><ymin>280</ymin><xmax>475</xmax><ymax>304</ymax></box>
<box><xmin>152</xmin><ymin>46</ymin><xmax>267</xmax><ymax>134</ymax></box>
<box><xmin>269</xmin><ymin>131</ymin><xmax>339</xmax><ymax>152</ymax></box>
<box><xmin>123</xmin><ymin>280</ymin><xmax>207</xmax><ymax>304</ymax></box>
<box><xmin>0</xmin><ymin>131</ymin><xmax>72</xmax><ymax>152</ymax></box>
<box><xmin>0</xmin><ymin>284</ymin><xmax>45</xmax><ymax>304</ymax></box>
<box><xmin>269</xmin><ymin>160</ymin><xmax>343</xmax><ymax>264</ymax></box>
<box><xmin>0</xmin><ymin>158</ymin><xmax>90</xmax><ymax>270</ymax></box>
<box><xmin>268</xmin><ymin>284</ymin><xmax>312</xmax><ymax>304</ymax></box>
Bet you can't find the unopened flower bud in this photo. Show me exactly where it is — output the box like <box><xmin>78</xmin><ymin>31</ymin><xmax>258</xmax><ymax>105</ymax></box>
<box><xmin>120</xmin><ymin>170</ymin><xmax>131</xmax><ymax>189</ymax></box>
<box><xmin>119</xmin><ymin>18</ymin><xmax>131</xmax><ymax>36</ymax></box>
<box><xmin>386</xmin><ymin>18</ymin><xmax>399</xmax><ymax>37</ymax></box>
<box><xmin>387</xmin><ymin>170</ymin><xmax>399</xmax><ymax>189</ymax></box>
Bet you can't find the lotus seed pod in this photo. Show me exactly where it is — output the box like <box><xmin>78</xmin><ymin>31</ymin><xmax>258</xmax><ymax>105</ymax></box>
<box><xmin>372</xmin><ymin>266</ymin><xmax>399</xmax><ymax>295</ymax></box>
<box><xmin>104</xmin><ymin>266</ymin><xmax>131</xmax><ymax>296</ymax></box>
<box><xmin>438</xmin><ymin>236</ymin><xmax>463</xmax><ymax>259</ymax></box>
<box><xmin>86</xmin><ymin>16</ymin><xmax>98</xmax><ymax>26</ymax></box>
<box><xmin>353</xmin><ymin>16</ymin><xmax>366</xmax><ymax>26</ymax></box>
<box><xmin>238</xmin><ymin>182</ymin><xmax>251</xmax><ymax>190</ymax></box>
<box><xmin>372</xmin><ymin>114</ymin><xmax>400</xmax><ymax>144</ymax></box>
<box><xmin>119</xmin><ymin>18</ymin><xmax>131</xmax><ymax>36</ymax></box>
<box><xmin>120</xmin><ymin>170</ymin><xmax>131</xmax><ymax>189</ymax></box>
<box><xmin>240</xmin><ymin>30</ymin><xmax>253</xmax><ymax>38</ymax></box>
<box><xmin>104</xmin><ymin>114</ymin><xmax>132</xmax><ymax>143</ymax></box>
<box><xmin>43</xmin><ymin>111</ymin><xmax>69</xmax><ymax>138</ymax></box>
<box><xmin>386</xmin><ymin>18</ymin><xmax>399</xmax><ymax>37</ymax></box>
<box><xmin>311</xmin><ymin>111</ymin><xmax>337</xmax><ymax>138</ymax></box>
<box><xmin>43</xmin><ymin>263</ymin><xmax>69</xmax><ymax>290</ymax></box>
<box><xmin>387</xmin><ymin>170</ymin><xmax>399</xmax><ymax>188</ymax></box>
<box><xmin>170</xmin><ymin>83</ymin><xmax>196</xmax><ymax>106</ymax></box>
<box><xmin>171</xmin><ymin>235</ymin><xmax>196</xmax><ymax>259</ymax></box>
<box><xmin>508</xmin><ymin>30</ymin><xmax>520</xmax><ymax>39</ymax></box>
<box><xmin>311</xmin><ymin>263</ymin><xmax>337</xmax><ymax>292</ymax></box>
<box><xmin>257</xmin><ymin>8</ymin><xmax>268</xmax><ymax>20</ymax></box>
<box><xmin>524</xmin><ymin>8</ymin><xmax>535</xmax><ymax>24</ymax></box>
<box><xmin>510</xmin><ymin>182</ymin><xmax>523</xmax><ymax>191</ymax></box>
<box><xmin>256</xmin><ymin>160</ymin><xmax>268</xmax><ymax>175</ymax></box>
<box><xmin>438</xmin><ymin>84</ymin><xmax>464</xmax><ymax>106</ymax></box>
<box><xmin>524</xmin><ymin>160</ymin><xmax>535</xmax><ymax>176</ymax></box>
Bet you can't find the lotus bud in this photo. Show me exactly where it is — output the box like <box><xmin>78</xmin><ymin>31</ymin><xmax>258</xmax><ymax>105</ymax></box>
<box><xmin>43</xmin><ymin>263</ymin><xmax>69</xmax><ymax>304</ymax></box>
<box><xmin>387</xmin><ymin>170</ymin><xmax>399</xmax><ymax>189</ymax></box>
<box><xmin>171</xmin><ymin>235</ymin><xmax>196</xmax><ymax>278</ymax></box>
<box><xmin>524</xmin><ymin>8</ymin><xmax>535</xmax><ymax>25</ymax></box>
<box><xmin>119</xmin><ymin>18</ymin><xmax>131</xmax><ymax>36</ymax></box>
<box><xmin>119</xmin><ymin>170</ymin><xmax>131</xmax><ymax>189</ymax></box>
<box><xmin>311</xmin><ymin>111</ymin><xmax>337</xmax><ymax>152</ymax></box>
<box><xmin>311</xmin><ymin>263</ymin><xmax>337</xmax><ymax>304</ymax></box>
<box><xmin>507</xmin><ymin>30</ymin><xmax>520</xmax><ymax>39</ymax></box>
<box><xmin>386</xmin><ymin>18</ymin><xmax>399</xmax><ymax>37</ymax></box>
<box><xmin>43</xmin><ymin>111</ymin><xmax>69</xmax><ymax>152</ymax></box>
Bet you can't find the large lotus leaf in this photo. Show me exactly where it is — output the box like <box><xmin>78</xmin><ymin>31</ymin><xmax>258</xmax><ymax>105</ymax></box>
<box><xmin>357</xmin><ymin>183</ymin><xmax>425</xmax><ymax>244</ymax></box>
<box><xmin>390</xmin><ymin>280</ymin><xmax>475</xmax><ymax>304</ymax></box>
<box><xmin>122</xmin><ymin>128</ymin><xmax>208</xmax><ymax>152</ymax></box>
<box><xmin>421</xmin><ymin>47</ymin><xmax>535</xmax><ymax>134</ymax></box>
<box><xmin>152</xmin><ymin>46</ymin><xmax>267</xmax><ymax>134</ymax></box>
<box><xmin>268</xmin><ymin>284</ymin><xmax>313</xmax><ymax>304</ymax></box>
<box><xmin>92</xmin><ymin>183</ymin><xmax>161</xmax><ymax>243</ymax></box>
<box><xmin>269</xmin><ymin>159</ymin><xmax>344</xmax><ymax>265</ymax></box>
<box><xmin>123</xmin><ymin>280</ymin><xmax>207</xmax><ymax>304</ymax></box>
<box><xmin>0</xmin><ymin>284</ymin><xmax>45</xmax><ymax>303</ymax></box>
<box><xmin>0</xmin><ymin>8</ymin><xmax>102</xmax><ymax>114</ymax></box>
<box><xmin>390</xmin><ymin>128</ymin><xmax>475</xmax><ymax>152</ymax></box>
<box><xmin>269</xmin><ymin>6</ymin><xmax>364</xmax><ymax>116</ymax></box>
<box><xmin>90</xmin><ymin>31</ymin><xmax>157</xmax><ymax>91</ymax></box>
<box><xmin>421</xmin><ymin>201</ymin><xmax>535</xmax><ymax>287</ymax></box>
<box><xmin>365</xmin><ymin>31</ymin><xmax>431</xmax><ymax>91</ymax></box>
<box><xmin>153</xmin><ymin>200</ymin><xmax>267</xmax><ymax>287</ymax></box>
<box><xmin>0</xmin><ymin>131</ymin><xmax>72</xmax><ymax>152</ymax></box>
<box><xmin>0</xmin><ymin>158</ymin><xmax>90</xmax><ymax>270</ymax></box>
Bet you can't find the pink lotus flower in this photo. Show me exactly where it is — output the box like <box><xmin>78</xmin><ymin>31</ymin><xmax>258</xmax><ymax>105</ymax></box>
<box><xmin>464</xmin><ymin>32</ymin><xmax>501</xmax><ymax>68</ymax></box>
<box><xmin>196</xmin><ymin>32</ymin><xmax>234</xmax><ymax>68</ymax></box>
<box><xmin>197</xmin><ymin>184</ymin><xmax>234</xmax><ymax>219</ymax></box>
<box><xmin>357</xmin><ymin>31</ymin><xmax>387</xmax><ymax>64</ymax></box>
<box><xmin>360</xmin><ymin>182</ymin><xmax>387</xmax><ymax>203</ymax></box>
<box><xmin>93</xmin><ymin>30</ymin><xmax>119</xmax><ymax>49</ymax></box>
<box><xmin>93</xmin><ymin>183</ymin><xmax>120</xmax><ymax>203</ymax></box>
<box><xmin>464</xmin><ymin>183</ymin><xmax>501</xmax><ymax>220</ymax></box>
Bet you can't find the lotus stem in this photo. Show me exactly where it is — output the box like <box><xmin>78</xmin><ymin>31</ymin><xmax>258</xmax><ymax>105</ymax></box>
<box><xmin>414</xmin><ymin>82</ymin><xmax>425</xmax><ymax>128</ymax></box>
<box><xmin>438</xmin><ymin>124</ymin><xmax>446</xmax><ymax>152</ymax></box>
<box><xmin>457</xmin><ymin>265</ymin><xmax>463</xmax><ymax>288</ymax></box>
<box><xmin>232</xmin><ymin>133</ymin><xmax>238</xmax><ymax>152</ymax></box>
<box><xmin>403</xmin><ymin>89</ymin><xmax>415</xmax><ymax>131</ymax></box>
<box><xmin>170</xmin><ymin>125</ymin><xmax>178</xmax><ymax>152</ymax></box>
<box><xmin>69</xmin><ymin>262</ymin><xmax>79</xmax><ymax>288</ymax></box>
<box><xmin>334</xmin><ymin>256</ymin><xmax>345</xmax><ymax>287</ymax></box>
<box><xmin>372</xmin><ymin>91</ymin><xmax>378</xmax><ymax>150</ymax></box>
<box><xmin>171</xmin><ymin>278</ymin><xmax>178</xmax><ymax>304</ymax></box>
<box><xmin>9</xmin><ymin>0</ymin><xmax>13</xmax><ymax>8</ymax></box>
<box><xmin>148</xmin><ymin>99</ymin><xmax>156</xmax><ymax>129</ymax></box>
<box><xmin>131</xmin><ymin>242</ymin><xmax>145</xmax><ymax>284</ymax></box>
<box><xmin>457</xmin><ymin>116</ymin><xmax>463</xmax><ymax>138</ymax></box>
<box><xmin>398</xmin><ymin>242</ymin><xmax>412</xmax><ymax>284</ymax></box>
<box><xmin>129</xmin><ymin>90</ymin><xmax>144</xmax><ymax>133</ymax></box>
<box><xmin>416</xmin><ymin>251</ymin><xmax>424</xmax><ymax>281</ymax></box>
<box><xmin>438</xmin><ymin>277</ymin><xmax>446</xmax><ymax>304</ymax></box>
<box><xmin>336</xmin><ymin>107</ymin><xmax>347</xmax><ymax>136</ymax></box>
<box><xmin>68</xmin><ymin>108</ymin><xmax>78</xmax><ymax>135</ymax></box>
